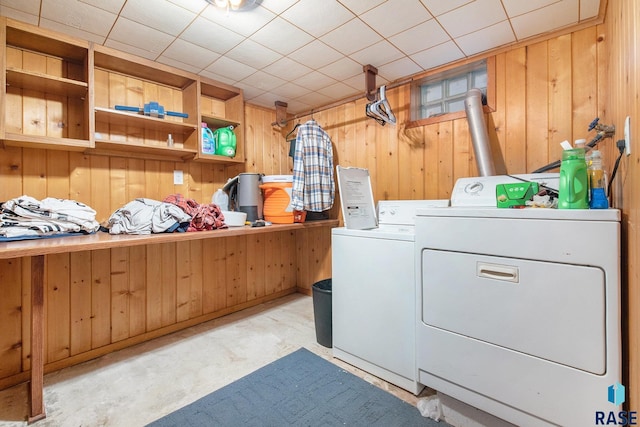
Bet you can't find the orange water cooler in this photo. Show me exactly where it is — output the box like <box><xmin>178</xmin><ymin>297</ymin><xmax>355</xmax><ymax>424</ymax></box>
<box><xmin>260</xmin><ymin>175</ymin><xmax>294</xmax><ymax>223</ymax></box>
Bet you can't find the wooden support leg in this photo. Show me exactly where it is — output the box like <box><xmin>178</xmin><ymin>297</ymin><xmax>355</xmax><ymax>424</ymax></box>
<box><xmin>28</xmin><ymin>255</ymin><xmax>46</xmax><ymax>423</ymax></box>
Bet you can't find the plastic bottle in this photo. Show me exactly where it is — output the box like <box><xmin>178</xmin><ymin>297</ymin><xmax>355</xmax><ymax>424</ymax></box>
<box><xmin>201</xmin><ymin>123</ymin><xmax>215</xmax><ymax>155</ymax></box>
<box><xmin>588</xmin><ymin>150</ymin><xmax>609</xmax><ymax>209</ymax></box>
<box><xmin>574</xmin><ymin>139</ymin><xmax>589</xmax><ymax>207</ymax></box>
<box><xmin>212</xmin><ymin>189</ymin><xmax>229</xmax><ymax>211</ymax></box>
<box><xmin>214</xmin><ymin>126</ymin><xmax>237</xmax><ymax>157</ymax></box>
<box><xmin>558</xmin><ymin>145</ymin><xmax>589</xmax><ymax>209</ymax></box>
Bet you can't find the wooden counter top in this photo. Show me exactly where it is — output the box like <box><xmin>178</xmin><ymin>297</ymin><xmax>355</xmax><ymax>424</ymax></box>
<box><xmin>0</xmin><ymin>219</ymin><xmax>339</xmax><ymax>259</ymax></box>
<box><xmin>1</xmin><ymin>218</ymin><xmax>338</xmax><ymax>422</ymax></box>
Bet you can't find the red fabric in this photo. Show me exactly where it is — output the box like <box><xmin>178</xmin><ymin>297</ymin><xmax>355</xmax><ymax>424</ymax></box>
<box><xmin>163</xmin><ymin>194</ymin><xmax>227</xmax><ymax>231</ymax></box>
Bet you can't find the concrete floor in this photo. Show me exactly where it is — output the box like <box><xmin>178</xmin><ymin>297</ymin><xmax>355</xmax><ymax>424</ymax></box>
<box><xmin>0</xmin><ymin>293</ymin><xmax>428</xmax><ymax>427</ymax></box>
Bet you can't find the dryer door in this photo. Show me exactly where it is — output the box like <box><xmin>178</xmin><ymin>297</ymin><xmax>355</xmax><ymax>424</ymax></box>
<box><xmin>421</xmin><ymin>249</ymin><xmax>605</xmax><ymax>374</ymax></box>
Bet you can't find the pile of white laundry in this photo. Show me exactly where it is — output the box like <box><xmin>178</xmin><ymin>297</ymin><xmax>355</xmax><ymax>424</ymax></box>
<box><xmin>0</xmin><ymin>195</ymin><xmax>100</xmax><ymax>240</ymax></box>
<box><xmin>107</xmin><ymin>198</ymin><xmax>192</xmax><ymax>235</ymax></box>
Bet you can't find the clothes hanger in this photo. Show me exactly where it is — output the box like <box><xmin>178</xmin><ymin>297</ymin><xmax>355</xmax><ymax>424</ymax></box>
<box><xmin>370</xmin><ymin>85</ymin><xmax>396</xmax><ymax>125</ymax></box>
<box><xmin>366</xmin><ymin>103</ymin><xmax>387</xmax><ymax>125</ymax></box>
<box><xmin>365</xmin><ymin>85</ymin><xmax>396</xmax><ymax>126</ymax></box>
<box><xmin>285</xmin><ymin>123</ymin><xmax>300</xmax><ymax>141</ymax></box>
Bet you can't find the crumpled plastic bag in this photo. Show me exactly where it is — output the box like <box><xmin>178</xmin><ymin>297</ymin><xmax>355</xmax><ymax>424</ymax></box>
<box><xmin>417</xmin><ymin>395</ymin><xmax>443</xmax><ymax>422</ymax></box>
<box><xmin>526</xmin><ymin>194</ymin><xmax>558</xmax><ymax>208</ymax></box>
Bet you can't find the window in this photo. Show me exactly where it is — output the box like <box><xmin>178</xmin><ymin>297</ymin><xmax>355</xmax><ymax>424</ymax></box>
<box><xmin>411</xmin><ymin>60</ymin><xmax>488</xmax><ymax>122</ymax></box>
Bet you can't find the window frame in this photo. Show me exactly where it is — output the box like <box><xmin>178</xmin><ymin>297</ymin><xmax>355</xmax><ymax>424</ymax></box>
<box><xmin>406</xmin><ymin>57</ymin><xmax>495</xmax><ymax>129</ymax></box>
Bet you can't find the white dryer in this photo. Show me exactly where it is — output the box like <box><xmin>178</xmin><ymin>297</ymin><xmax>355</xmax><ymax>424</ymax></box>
<box><xmin>414</xmin><ymin>205</ymin><xmax>621</xmax><ymax>426</ymax></box>
<box><xmin>332</xmin><ymin>199</ymin><xmax>448</xmax><ymax>394</ymax></box>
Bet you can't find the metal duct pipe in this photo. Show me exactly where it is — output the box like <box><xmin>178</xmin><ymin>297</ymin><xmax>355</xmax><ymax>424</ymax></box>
<box><xmin>464</xmin><ymin>89</ymin><xmax>496</xmax><ymax>176</ymax></box>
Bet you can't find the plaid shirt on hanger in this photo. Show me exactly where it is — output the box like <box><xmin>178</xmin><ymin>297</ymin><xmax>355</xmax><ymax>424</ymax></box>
<box><xmin>291</xmin><ymin>120</ymin><xmax>335</xmax><ymax>212</ymax></box>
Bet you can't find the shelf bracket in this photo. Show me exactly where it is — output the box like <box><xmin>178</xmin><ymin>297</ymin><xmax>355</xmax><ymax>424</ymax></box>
<box><xmin>363</xmin><ymin>65</ymin><xmax>378</xmax><ymax>102</ymax></box>
<box><xmin>275</xmin><ymin>101</ymin><xmax>288</xmax><ymax>127</ymax></box>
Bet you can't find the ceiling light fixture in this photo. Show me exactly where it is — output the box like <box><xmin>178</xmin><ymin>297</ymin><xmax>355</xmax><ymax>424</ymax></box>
<box><xmin>205</xmin><ymin>0</ymin><xmax>261</xmax><ymax>12</ymax></box>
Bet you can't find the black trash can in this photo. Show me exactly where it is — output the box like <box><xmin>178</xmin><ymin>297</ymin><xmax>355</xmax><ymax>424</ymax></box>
<box><xmin>312</xmin><ymin>278</ymin><xmax>332</xmax><ymax>348</ymax></box>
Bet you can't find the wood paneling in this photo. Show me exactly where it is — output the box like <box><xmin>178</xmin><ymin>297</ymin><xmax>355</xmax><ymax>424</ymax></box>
<box><xmin>0</xmin><ymin>102</ymin><xmax>333</xmax><ymax>390</ymax></box>
<box><xmin>603</xmin><ymin>0</ymin><xmax>640</xmax><ymax>411</ymax></box>
<box><xmin>3</xmin><ymin>19</ymin><xmax>636</xmax><ymax>412</ymax></box>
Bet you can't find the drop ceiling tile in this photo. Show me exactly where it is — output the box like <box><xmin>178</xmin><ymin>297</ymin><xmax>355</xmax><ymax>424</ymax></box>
<box><xmin>260</xmin><ymin>0</ymin><xmax>299</xmax><ymax>15</ymax></box>
<box><xmin>377</xmin><ymin>57</ymin><xmax>422</xmax><ymax>80</ymax></box>
<box><xmin>389</xmin><ymin>19</ymin><xmax>450</xmax><ymax>55</ymax></box>
<box><xmin>180</xmin><ymin>16</ymin><xmax>245</xmax><ymax>54</ymax></box>
<box><xmin>107</xmin><ymin>18</ymin><xmax>175</xmax><ymax>58</ymax></box>
<box><xmin>455</xmin><ymin>20</ymin><xmax>515</xmax><ymax>56</ymax></box>
<box><xmin>157</xmin><ymin>56</ymin><xmax>203</xmax><ymax>74</ymax></box>
<box><xmin>294</xmin><ymin>91</ymin><xmax>333</xmax><ymax>108</ymax></box>
<box><xmin>119</xmin><ymin>0</ymin><xmax>195</xmax><ymax>36</ymax></box>
<box><xmin>1</xmin><ymin>0</ymin><xmax>40</xmax><ymax>15</ymax></box>
<box><xmin>293</xmin><ymin>71</ymin><xmax>339</xmax><ymax>92</ymax></box>
<box><xmin>271</xmin><ymin>82</ymin><xmax>313</xmax><ymax>99</ymax></box>
<box><xmin>161</xmin><ymin>38</ymin><xmax>221</xmax><ymax>69</ymax></box>
<box><xmin>281</xmin><ymin>0</ymin><xmax>355</xmax><ymax>37</ymax></box>
<box><xmin>79</xmin><ymin>0</ymin><xmax>126</xmax><ymax>14</ymax></box>
<box><xmin>419</xmin><ymin>0</ymin><xmax>473</xmax><ymax>17</ymax></box>
<box><xmin>240</xmin><ymin>70</ymin><xmax>287</xmax><ymax>91</ymax></box>
<box><xmin>262</xmin><ymin>57</ymin><xmax>313</xmax><ymax>81</ymax></box>
<box><xmin>410</xmin><ymin>40</ymin><xmax>465</xmax><ymax>70</ymax></box>
<box><xmin>320</xmin><ymin>18</ymin><xmax>381</xmax><ymax>56</ymax></box>
<box><xmin>360</xmin><ymin>0</ymin><xmax>433</xmax><ymax>38</ymax></box>
<box><xmin>501</xmin><ymin>0</ymin><xmax>558</xmax><ymax>17</ymax></box>
<box><xmin>317</xmin><ymin>81</ymin><xmax>359</xmax><ymax>99</ymax></box>
<box><xmin>166</xmin><ymin>0</ymin><xmax>208</xmax><ymax>14</ymax></box>
<box><xmin>233</xmin><ymin>82</ymin><xmax>266</xmax><ymax>100</ymax></box>
<box><xmin>0</xmin><ymin>6</ymin><xmax>36</xmax><ymax>25</ymax></box>
<box><xmin>318</xmin><ymin>57</ymin><xmax>361</xmax><ymax>81</ymax></box>
<box><xmin>342</xmin><ymin>73</ymin><xmax>368</xmax><ymax>92</ymax></box>
<box><xmin>104</xmin><ymin>38</ymin><xmax>158</xmax><ymax>61</ymax></box>
<box><xmin>337</xmin><ymin>0</ymin><xmax>386</xmax><ymax>15</ymax></box>
<box><xmin>580</xmin><ymin>0</ymin><xmax>600</xmax><ymax>19</ymax></box>
<box><xmin>288</xmin><ymin>40</ymin><xmax>344</xmax><ymax>70</ymax></box>
<box><xmin>40</xmin><ymin>18</ymin><xmax>107</xmax><ymax>44</ymax></box>
<box><xmin>204</xmin><ymin>56</ymin><xmax>257</xmax><ymax>82</ymax></box>
<box><xmin>285</xmin><ymin>99</ymin><xmax>313</xmax><ymax>114</ymax></box>
<box><xmin>249</xmin><ymin>91</ymin><xmax>287</xmax><ymax>109</ymax></box>
<box><xmin>40</xmin><ymin>0</ymin><xmax>117</xmax><ymax>37</ymax></box>
<box><xmin>201</xmin><ymin>3</ymin><xmax>276</xmax><ymax>37</ymax></box>
<box><xmin>349</xmin><ymin>40</ymin><xmax>405</xmax><ymax>68</ymax></box>
<box><xmin>199</xmin><ymin>69</ymin><xmax>238</xmax><ymax>86</ymax></box>
<box><xmin>438</xmin><ymin>0</ymin><xmax>507</xmax><ymax>38</ymax></box>
<box><xmin>511</xmin><ymin>0</ymin><xmax>579</xmax><ymax>39</ymax></box>
<box><xmin>224</xmin><ymin>38</ymin><xmax>283</xmax><ymax>69</ymax></box>
<box><xmin>251</xmin><ymin>16</ymin><xmax>314</xmax><ymax>55</ymax></box>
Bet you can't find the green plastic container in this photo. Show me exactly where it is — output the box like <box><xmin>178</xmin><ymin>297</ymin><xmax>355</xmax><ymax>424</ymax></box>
<box><xmin>558</xmin><ymin>148</ymin><xmax>589</xmax><ymax>209</ymax></box>
<box><xmin>214</xmin><ymin>126</ymin><xmax>236</xmax><ymax>157</ymax></box>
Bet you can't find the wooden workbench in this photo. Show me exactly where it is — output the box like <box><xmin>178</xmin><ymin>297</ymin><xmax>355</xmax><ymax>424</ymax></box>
<box><xmin>0</xmin><ymin>220</ymin><xmax>337</xmax><ymax>422</ymax></box>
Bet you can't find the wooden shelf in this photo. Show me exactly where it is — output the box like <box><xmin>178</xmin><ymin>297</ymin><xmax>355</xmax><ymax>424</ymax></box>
<box><xmin>201</xmin><ymin>114</ymin><xmax>240</xmax><ymax>129</ymax></box>
<box><xmin>2</xmin><ymin>132</ymin><xmax>92</xmax><ymax>151</ymax></box>
<box><xmin>95</xmin><ymin>107</ymin><xmax>197</xmax><ymax>135</ymax></box>
<box><xmin>90</xmin><ymin>139</ymin><xmax>197</xmax><ymax>161</ymax></box>
<box><xmin>2</xmin><ymin>19</ymin><xmax>245</xmax><ymax>163</ymax></box>
<box><xmin>7</xmin><ymin>67</ymin><xmax>88</xmax><ymax>98</ymax></box>
<box><xmin>94</xmin><ymin>45</ymin><xmax>196</xmax><ymax>89</ymax></box>
<box><xmin>0</xmin><ymin>220</ymin><xmax>339</xmax><ymax>259</ymax></box>
<box><xmin>193</xmin><ymin>152</ymin><xmax>244</xmax><ymax>164</ymax></box>
<box><xmin>5</xmin><ymin>19</ymin><xmax>88</xmax><ymax>62</ymax></box>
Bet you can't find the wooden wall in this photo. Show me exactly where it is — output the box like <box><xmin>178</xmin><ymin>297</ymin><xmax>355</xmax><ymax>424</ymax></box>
<box><xmin>272</xmin><ymin>21</ymin><xmax>636</xmax><ymax>409</ymax></box>
<box><xmin>2</xmin><ymin>11</ymin><xmax>636</xmax><ymax>411</ymax></box>
<box><xmin>281</xmin><ymin>27</ymin><xmax>604</xmax><ymax>208</ymax></box>
<box><xmin>0</xmin><ymin>103</ymin><xmax>332</xmax><ymax>389</ymax></box>
<box><xmin>603</xmin><ymin>0</ymin><xmax>640</xmax><ymax>411</ymax></box>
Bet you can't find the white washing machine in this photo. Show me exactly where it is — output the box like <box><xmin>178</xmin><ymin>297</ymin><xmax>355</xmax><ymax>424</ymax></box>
<box><xmin>332</xmin><ymin>199</ymin><xmax>448</xmax><ymax>394</ymax></box>
<box><xmin>414</xmin><ymin>178</ymin><xmax>622</xmax><ymax>426</ymax></box>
